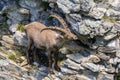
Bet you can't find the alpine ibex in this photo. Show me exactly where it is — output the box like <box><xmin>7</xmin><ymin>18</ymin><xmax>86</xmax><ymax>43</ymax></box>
<box><xmin>24</xmin><ymin>14</ymin><xmax>78</xmax><ymax>74</ymax></box>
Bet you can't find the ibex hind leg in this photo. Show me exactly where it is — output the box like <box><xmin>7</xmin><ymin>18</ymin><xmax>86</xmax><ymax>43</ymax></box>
<box><xmin>33</xmin><ymin>47</ymin><xmax>39</xmax><ymax>62</ymax></box>
<box><xmin>26</xmin><ymin>38</ymin><xmax>33</xmax><ymax>64</ymax></box>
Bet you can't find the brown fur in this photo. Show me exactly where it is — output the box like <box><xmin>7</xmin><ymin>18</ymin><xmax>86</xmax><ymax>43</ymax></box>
<box><xmin>24</xmin><ymin>15</ymin><xmax>78</xmax><ymax>74</ymax></box>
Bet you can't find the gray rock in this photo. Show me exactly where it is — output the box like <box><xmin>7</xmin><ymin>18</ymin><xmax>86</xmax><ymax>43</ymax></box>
<box><xmin>108</xmin><ymin>0</ymin><xmax>120</xmax><ymax>11</ymax></box>
<box><xmin>57</xmin><ymin>0</ymin><xmax>80</xmax><ymax>14</ymax></box>
<box><xmin>0</xmin><ymin>59</ymin><xmax>9</xmax><ymax>67</ymax></box>
<box><xmin>84</xmin><ymin>55</ymin><xmax>100</xmax><ymax>63</ymax></box>
<box><xmin>34</xmin><ymin>66</ymin><xmax>49</xmax><ymax>80</ymax></box>
<box><xmin>19</xmin><ymin>0</ymin><xmax>43</xmax><ymax>21</ymax></box>
<box><xmin>9</xmin><ymin>24</ymin><xmax>19</xmax><ymax>33</ymax></box>
<box><xmin>77</xmin><ymin>18</ymin><xmax>112</xmax><ymax>37</ymax></box>
<box><xmin>0</xmin><ymin>0</ymin><xmax>16</xmax><ymax>15</ymax></box>
<box><xmin>96</xmin><ymin>52</ymin><xmax>110</xmax><ymax>61</ymax></box>
<box><xmin>60</xmin><ymin>66</ymin><xmax>78</xmax><ymax>74</ymax></box>
<box><xmin>106</xmin><ymin>40</ymin><xmax>117</xmax><ymax>48</ymax></box>
<box><xmin>7</xmin><ymin>10</ymin><xmax>24</xmax><ymax>24</ymax></box>
<box><xmin>79</xmin><ymin>0</ymin><xmax>95</xmax><ymax>12</ymax></box>
<box><xmin>77</xmin><ymin>70</ymin><xmax>98</xmax><ymax>80</ymax></box>
<box><xmin>81</xmin><ymin>63</ymin><xmax>106</xmax><ymax>72</ymax></box>
<box><xmin>106</xmin><ymin>9</ymin><xmax>120</xmax><ymax>20</ymax></box>
<box><xmin>118</xmin><ymin>64</ymin><xmax>120</xmax><ymax>68</ymax></box>
<box><xmin>24</xmin><ymin>0</ymin><xmax>38</xmax><ymax>8</ymax></box>
<box><xmin>93</xmin><ymin>37</ymin><xmax>105</xmax><ymax>47</ymax></box>
<box><xmin>66</xmin><ymin>52</ymin><xmax>88</xmax><ymax>63</ymax></box>
<box><xmin>105</xmin><ymin>65</ymin><xmax>116</xmax><ymax>73</ymax></box>
<box><xmin>104</xmin><ymin>33</ymin><xmax>117</xmax><ymax>41</ymax></box>
<box><xmin>66</xmin><ymin>14</ymin><xmax>82</xmax><ymax>32</ymax></box>
<box><xmin>97</xmin><ymin>72</ymin><xmax>114</xmax><ymax>80</ymax></box>
<box><xmin>38</xmin><ymin>11</ymin><xmax>50</xmax><ymax>25</ymax></box>
<box><xmin>77</xmin><ymin>21</ymin><xmax>91</xmax><ymax>35</ymax></box>
<box><xmin>89</xmin><ymin>7</ymin><xmax>106</xmax><ymax>19</ymax></box>
<box><xmin>60</xmin><ymin>75</ymin><xmax>79</xmax><ymax>80</ymax></box>
<box><xmin>2</xmin><ymin>35</ymin><xmax>14</xmax><ymax>45</ymax></box>
<box><xmin>61</xmin><ymin>59</ymin><xmax>84</xmax><ymax>71</ymax></box>
<box><xmin>18</xmin><ymin>8</ymin><xmax>29</xmax><ymax>14</ymax></box>
<box><xmin>61</xmin><ymin>73</ymin><xmax>97</xmax><ymax>80</ymax></box>
<box><xmin>13</xmin><ymin>31</ymin><xmax>28</xmax><ymax>47</ymax></box>
<box><xmin>97</xmin><ymin>46</ymin><xmax>116</xmax><ymax>53</ymax></box>
<box><xmin>108</xmin><ymin>57</ymin><xmax>120</xmax><ymax>65</ymax></box>
<box><xmin>1</xmin><ymin>0</ymin><xmax>120</xmax><ymax>79</ymax></box>
<box><xmin>0</xmin><ymin>56</ymin><xmax>35</xmax><ymax>80</ymax></box>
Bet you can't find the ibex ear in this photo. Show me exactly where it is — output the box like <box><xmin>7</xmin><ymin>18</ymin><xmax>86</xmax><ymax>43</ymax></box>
<box><xmin>56</xmin><ymin>31</ymin><xmax>65</xmax><ymax>36</ymax></box>
<box><xmin>47</xmin><ymin>15</ymin><xmax>54</xmax><ymax>21</ymax></box>
<box><xmin>47</xmin><ymin>17</ymin><xmax>53</xmax><ymax>21</ymax></box>
<box><xmin>59</xmin><ymin>35</ymin><xmax>64</xmax><ymax>39</ymax></box>
<box><xmin>56</xmin><ymin>35</ymin><xmax>64</xmax><ymax>40</ymax></box>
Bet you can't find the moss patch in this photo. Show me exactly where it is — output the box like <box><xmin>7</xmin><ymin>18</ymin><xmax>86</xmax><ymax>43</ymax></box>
<box><xmin>8</xmin><ymin>54</ymin><xmax>16</xmax><ymax>60</ymax></box>
<box><xmin>40</xmin><ymin>1</ymin><xmax>50</xmax><ymax>10</ymax></box>
<box><xmin>117</xmin><ymin>75</ymin><xmax>120</xmax><ymax>80</ymax></box>
<box><xmin>102</xmin><ymin>16</ymin><xmax>116</xmax><ymax>23</ymax></box>
<box><xmin>17</xmin><ymin>23</ymin><xmax>25</xmax><ymax>32</ymax></box>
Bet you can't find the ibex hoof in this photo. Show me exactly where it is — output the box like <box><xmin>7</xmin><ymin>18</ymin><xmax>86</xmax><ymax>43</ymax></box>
<box><xmin>55</xmin><ymin>66</ymin><xmax>61</xmax><ymax>72</ymax></box>
<box><xmin>27</xmin><ymin>57</ymin><xmax>33</xmax><ymax>64</ymax></box>
<box><xmin>50</xmin><ymin>69</ymin><xmax>54</xmax><ymax>74</ymax></box>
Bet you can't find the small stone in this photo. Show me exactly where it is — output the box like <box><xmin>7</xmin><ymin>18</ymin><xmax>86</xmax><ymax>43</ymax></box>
<box><xmin>108</xmin><ymin>0</ymin><xmax>120</xmax><ymax>10</ymax></box>
<box><xmin>82</xmin><ymin>55</ymin><xmax>100</xmax><ymax>63</ymax></box>
<box><xmin>61</xmin><ymin>59</ymin><xmax>84</xmax><ymax>71</ymax></box>
<box><xmin>81</xmin><ymin>63</ymin><xmax>106</xmax><ymax>72</ymax></box>
<box><xmin>97</xmin><ymin>52</ymin><xmax>110</xmax><ymax>61</ymax></box>
<box><xmin>57</xmin><ymin>0</ymin><xmax>80</xmax><ymax>14</ymax></box>
<box><xmin>43</xmin><ymin>77</ymin><xmax>50</xmax><ymax>80</ymax></box>
<box><xmin>80</xmin><ymin>0</ymin><xmax>95</xmax><ymax>12</ymax></box>
<box><xmin>105</xmin><ymin>66</ymin><xmax>116</xmax><ymax>73</ymax></box>
<box><xmin>106</xmin><ymin>9</ymin><xmax>120</xmax><ymax>20</ymax></box>
<box><xmin>13</xmin><ymin>31</ymin><xmax>28</xmax><ymax>47</ymax></box>
<box><xmin>89</xmin><ymin>7</ymin><xmax>106</xmax><ymax>19</ymax></box>
<box><xmin>9</xmin><ymin>24</ymin><xmax>19</xmax><ymax>33</ymax></box>
<box><xmin>66</xmin><ymin>53</ymin><xmax>85</xmax><ymax>63</ymax></box>
<box><xmin>60</xmin><ymin>66</ymin><xmax>78</xmax><ymax>74</ymax></box>
<box><xmin>18</xmin><ymin>8</ymin><xmax>29</xmax><ymax>14</ymax></box>
<box><xmin>104</xmin><ymin>33</ymin><xmax>117</xmax><ymax>41</ymax></box>
<box><xmin>97</xmin><ymin>72</ymin><xmax>114</xmax><ymax>80</ymax></box>
<box><xmin>33</xmin><ymin>62</ymin><xmax>39</xmax><ymax>67</ymax></box>
<box><xmin>76</xmin><ymin>70</ymin><xmax>97</xmax><ymax>80</ymax></box>
<box><xmin>20</xmin><ymin>56</ymin><xmax>26</xmax><ymax>61</ymax></box>
<box><xmin>2</xmin><ymin>35</ymin><xmax>14</xmax><ymax>45</ymax></box>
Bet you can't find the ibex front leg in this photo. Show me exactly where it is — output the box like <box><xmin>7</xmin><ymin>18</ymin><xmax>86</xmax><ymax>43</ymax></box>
<box><xmin>54</xmin><ymin>52</ymin><xmax>61</xmax><ymax>72</ymax></box>
<box><xmin>47</xmin><ymin>50</ymin><xmax>54</xmax><ymax>74</ymax></box>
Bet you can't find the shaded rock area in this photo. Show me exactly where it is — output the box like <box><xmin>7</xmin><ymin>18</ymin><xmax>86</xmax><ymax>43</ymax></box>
<box><xmin>0</xmin><ymin>0</ymin><xmax>120</xmax><ymax>80</ymax></box>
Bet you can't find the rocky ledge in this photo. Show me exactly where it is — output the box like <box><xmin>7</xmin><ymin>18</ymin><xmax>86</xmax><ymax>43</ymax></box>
<box><xmin>0</xmin><ymin>0</ymin><xmax>120</xmax><ymax>80</ymax></box>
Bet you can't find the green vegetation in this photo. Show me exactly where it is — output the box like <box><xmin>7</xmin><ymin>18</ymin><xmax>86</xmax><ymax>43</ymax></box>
<box><xmin>17</xmin><ymin>23</ymin><xmax>25</xmax><ymax>32</ymax></box>
<box><xmin>8</xmin><ymin>54</ymin><xmax>16</xmax><ymax>60</ymax></box>
<box><xmin>0</xmin><ymin>57</ymin><xmax>3</xmax><ymax>60</ymax></box>
<box><xmin>40</xmin><ymin>1</ymin><xmax>49</xmax><ymax>10</ymax></box>
<box><xmin>0</xmin><ymin>22</ymin><xmax>7</xmax><ymax>29</ymax></box>
<box><xmin>102</xmin><ymin>16</ymin><xmax>116</xmax><ymax>23</ymax></box>
<box><xmin>117</xmin><ymin>75</ymin><xmax>120</xmax><ymax>80</ymax></box>
<box><xmin>30</xmin><ymin>65</ymin><xmax>38</xmax><ymax>70</ymax></box>
<box><xmin>0</xmin><ymin>48</ymin><xmax>9</xmax><ymax>55</ymax></box>
<box><xmin>0</xmin><ymin>46</ymin><xmax>25</xmax><ymax>63</ymax></box>
<box><xmin>16</xmin><ymin>0</ymin><xmax>20</xmax><ymax>4</ymax></box>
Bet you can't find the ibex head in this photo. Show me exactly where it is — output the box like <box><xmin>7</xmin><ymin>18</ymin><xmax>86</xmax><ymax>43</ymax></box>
<box><xmin>65</xmin><ymin>28</ymin><xmax>78</xmax><ymax>40</ymax></box>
